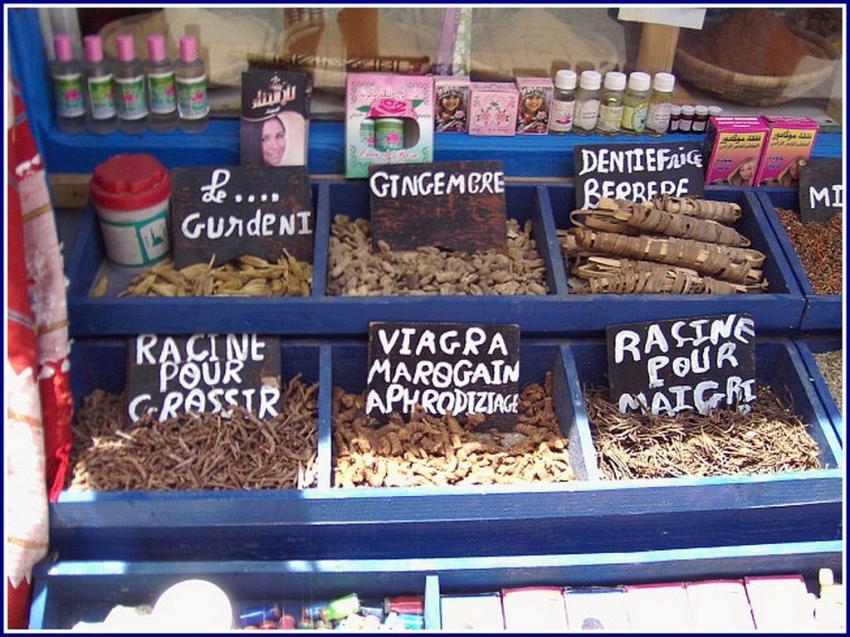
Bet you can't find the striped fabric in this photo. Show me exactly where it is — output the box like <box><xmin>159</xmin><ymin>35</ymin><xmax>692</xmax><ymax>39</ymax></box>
<box><xmin>6</xmin><ymin>78</ymin><xmax>72</xmax><ymax>628</ymax></box>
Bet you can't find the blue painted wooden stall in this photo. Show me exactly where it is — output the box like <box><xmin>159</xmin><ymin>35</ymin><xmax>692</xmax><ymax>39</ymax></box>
<box><xmin>795</xmin><ymin>336</ymin><xmax>844</xmax><ymax>444</ymax></box>
<box><xmin>756</xmin><ymin>190</ymin><xmax>843</xmax><ymax>332</ymax></box>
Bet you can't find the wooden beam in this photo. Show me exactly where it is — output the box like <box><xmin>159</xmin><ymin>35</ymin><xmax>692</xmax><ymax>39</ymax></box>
<box><xmin>636</xmin><ymin>23</ymin><xmax>680</xmax><ymax>75</ymax></box>
<box><xmin>49</xmin><ymin>173</ymin><xmax>90</xmax><ymax>209</ymax></box>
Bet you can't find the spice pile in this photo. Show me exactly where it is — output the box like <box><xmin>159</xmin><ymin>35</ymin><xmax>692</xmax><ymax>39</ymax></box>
<box><xmin>680</xmin><ymin>8</ymin><xmax>828</xmax><ymax>76</ymax></box>
<box><xmin>333</xmin><ymin>372</ymin><xmax>575</xmax><ymax>487</ymax></box>
<box><xmin>327</xmin><ymin>215</ymin><xmax>548</xmax><ymax>296</ymax></box>
<box><xmin>105</xmin><ymin>251</ymin><xmax>312</xmax><ymax>297</ymax></box>
<box><xmin>814</xmin><ymin>350</ymin><xmax>843</xmax><ymax>412</ymax></box>
<box><xmin>775</xmin><ymin>208</ymin><xmax>842</xmax><ymax>295</ymax></box>
<box><xmin>585</xmin><ymin>385</ymin><xmax>822</xmax><ymax>480</ymax></box>
<box><xmin>69</xmin><ymin>376</ymin><xmax>318</xmax><ymax>490</ymax></box>
<box><xmin>559</xmin><ymin>195</ymin><xmax>768</xmax><ymax>294</ymax></box>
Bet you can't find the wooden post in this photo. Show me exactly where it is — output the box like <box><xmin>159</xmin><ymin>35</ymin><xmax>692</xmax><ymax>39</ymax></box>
<box><xmin>636</xmin><ymin>23</ymin><xmax>681</xmax><ymax>75</ymax></box>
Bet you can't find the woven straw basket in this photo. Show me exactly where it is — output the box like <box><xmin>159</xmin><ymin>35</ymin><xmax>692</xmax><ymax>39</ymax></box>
<box><xmin>675</xmin><ymin>25</ymin><xmax>838</xmax><ymax>107</ymax></box>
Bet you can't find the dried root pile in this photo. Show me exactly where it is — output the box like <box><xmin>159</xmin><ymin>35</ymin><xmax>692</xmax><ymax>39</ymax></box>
<box><xmin>115</xmin><ymin>251</ymin><xmax>312</xmax><ymax>297</ymax></box>
<box><xmin>333</xmin><ymin>372</ymin><xmax>575</xmax><ymax>487</ymax></box>
<box><xmin>69</xmin><ymin>376</ymin><xmax>319</xmax><ymax>490</ymax></box>
<box><xmin>327</xmin><ymin>216</ymin><xmax>548</xmax><ymax>296</ymax></box>
<box><xmin>560</xmin><ymin>195</ymin><xmax>769</xmax><ymax>294</ymax></box>
<box><xmin>586</xmin><ymin>384</ymin><xmax>822</xmax><ymax>480</ymax></box>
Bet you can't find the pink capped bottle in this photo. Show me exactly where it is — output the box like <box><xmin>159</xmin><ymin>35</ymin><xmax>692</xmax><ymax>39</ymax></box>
<box><xmin>50</xmin><ymin>33</ymin><xmax>86</xmax><ymax>134</ymax></box>
<box><xmin>83</xmin><ymin>35</ymin><xmax>117</xmax><ymax>135</ymax></box>
<box><xmin>175</xmin><ymin>35</ymin><xmax>209</xmax><ymax>133</ymax></box>
<box><xmin>144</xmin><ymin>34</ymin><xmax>177</xmax><ymax>131</ymax></box>
<box><xmin>114</xmin><ymin>33</ymin><xmax>148</xmax><ymax>134</ymax></box>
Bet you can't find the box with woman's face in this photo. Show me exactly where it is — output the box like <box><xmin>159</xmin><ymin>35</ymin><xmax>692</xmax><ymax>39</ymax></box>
<box><xmin>434</xmin><ymin>76</ymin><xmax>470</xmax><ymax>133</ymax></box>
<box><xmin>754</xmin><ymin>116</ymin><xmax>819</xmax><ymax>187</ymax></box>
<box><xmin>704</xmin><ymin>117</ymin><xmax>769</xmax><ymax>186</ymax></box>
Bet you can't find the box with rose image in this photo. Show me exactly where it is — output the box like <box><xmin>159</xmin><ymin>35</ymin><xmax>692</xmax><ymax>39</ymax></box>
<box><xmin>345</xmin><ymin>73</ymin><xmax>435</xmax><ymax>178</ymax></box>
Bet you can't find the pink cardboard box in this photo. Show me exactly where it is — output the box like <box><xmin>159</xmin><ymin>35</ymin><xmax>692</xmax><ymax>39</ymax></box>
<box><xmin>686</xmin><ymin>579</ymin><xmax>755</xmax><ymax>631</ymax></box>
<box><xmin>754</xmin><ymin>116</ymin><xmax>819</xmax><ymax>187</ymax></box>
<box><xmin>345</xmin><ymin>73</ymin><xmax>434</xmax><ymax>178</ymax></box>
<box><xmin>745</xmin><ymin>575</ymin><xmax>816</xmax><ymax>632</ymax></box>
<box><xmin>468</xmin><ymin>82</ymin><xmax>519</xmax><ymax>136</ymax></box>
<box><xmin>434</xmin><ymin>76</ymin><xmax>470</xmax><ymax>133</ymax></box>
<box><xmin>704</xmin><ymin>116</ymin><xmax>769</xmax><ymax>186</ymax></box>
<box><xmin>624</xmin><ymin>582</ymin><xmax>695</xmax><ymax>631</ymax></box>
<box><xmin>515</xmin><ymin>77</ymin><xmax>554</xmax><ymax>134</ymax></box>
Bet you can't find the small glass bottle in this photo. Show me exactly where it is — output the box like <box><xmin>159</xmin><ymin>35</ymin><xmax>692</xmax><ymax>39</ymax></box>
<box><xmin>50</xmin><ymin>33</ymin><xmax>86</xmax><ymax>134</ymax></box>
<box><xmin>692</xmin><ymin>105</ymin><xmax>709</xmax><ymax>133</ymax></box>
<box><xmin>645</xmin><ymin>72</ymin><xmax>675</xmax><ymax>137</ymax></box>
<box><xmin>708</xmin><ymin>105</ymin><xmax>723</xmax><ymax>120</ymax></box>
<box><xmin>596</xmin><ymin>72</ymin><xmax>626</xmax><ymax>135</ymax></box>
<box><xmin>114</xmin><ymin>33</ymin><xmax>148</xmax><ymax>133</ymax></box>
<box><xmin>669</xmin><ymin>104</ymin><xmax>681</xmax><ymax>133</ymax></box>
<box><xmin>83</xmin><ymin>35</ymin><xmax>117</xmax><ymax>135</ymax></box>
<box><xmin>620</xmin><ymin>72</ymin><xmax>651</xmax><ymax>135</ymax></box>
<box><xmin>679</xmin><ymin>105</ymin><xmax>695</xmax><ymax>133</ymax></box>
<box><xmin>144</xmin><ymin>34</ymin><xmax>177</xmax><ymax>132</ymax></box>
<box><xmin>175</xmin><ymin>35</ymin><xmax>209</xmax><ymax>133</ymax></box>
<box><xmin>572</xmin><ymin>70</ymin><xmax>601</xmax><ymax>135</ymax></box>
<box><xmin>548</xmin><ymin>69</ymin><xmax>577</xmax><ymax>134</ymax></box>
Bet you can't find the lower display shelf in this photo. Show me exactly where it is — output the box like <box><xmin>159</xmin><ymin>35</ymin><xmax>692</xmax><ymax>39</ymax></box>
<box><xmin>53</xmin><ymin>337</ymin><xmax>843</xmax><ymax>562</ymax></box>
<box><xmin>796</xmin><ymin>336</ymin><xmax>844</xmax><ymax>444</ymax></box>
<box><xmin>30</xmin><ymin>540</ymin><xmax>843</xmax><ymax>629</ymax></box>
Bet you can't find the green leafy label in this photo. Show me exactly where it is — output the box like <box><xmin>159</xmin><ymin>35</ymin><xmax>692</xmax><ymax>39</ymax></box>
<box><xmin>53</xmin><ymin>73</ymin><xmax>85</xmax><ymax>118</ymax></box>
<box><xmin>115</xmin><ymin>75</ymin><xmax>148</xmax><ymax>120</ymax></box>
<box><xmin>176</xmin><ymin>75</ymin><xmax>209</xmax><ymax>120</ymax></box>
<box><xmin>147</xmin><ymin>70</ymin><xmax>177</xmax><ymax>114</ymax></box>
<box><xmin>87</xmin><ymin>75</ymin><xmax>116</xmax><ymax>120</ymax></box>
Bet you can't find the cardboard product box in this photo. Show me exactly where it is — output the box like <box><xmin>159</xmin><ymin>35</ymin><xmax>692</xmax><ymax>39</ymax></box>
<box><xmin>703</xmin><ymin>117</ymin><xmax>770</xmax><ymax>186</ymax></box>
<box><xmin>515</xmin><ymin>77</ymin><xmax>554</xmax><ymax>134</ymax></box>
<box><xmin>563</xmin><ymin>586</ymin><xmax>631</xmax><ymax>631</ymax></box>
<box><xmin>501</xmin><ymin>587</ymin><xmax>568</xmax><ymax>631</ymax></box>
<box><xmin>240</xmin><ymin>70</ymin><xmax>312</xmax><ymax>168</ymax></box>
<box><xmin>685</xmin><ymin>579</ymin><xmax>755</xmax><ymax>631</ymax></box>
<box><xmin>468</xmin><ymin>82</ymin><xmax>519</xmax><ymax>136</ymax></box>
<box><xmin>754</xmin><ymin>116</ymin><xmax>819</xmax><ymax>187</ymax></box>
<box><xmin>345</xmin><ymin>73</ymin><xmax>434</xmax><ymax>179</ymax></box>
<box><xmin>624</xmin><ymin>582</ymin><xmax>695</xmax><ymax>631</ymax></box>
<box><xmin>744</xmin><ymin>575</ymin><xmax>816</xmax><ymax>632</ymax></box>
<box><xmin>440</xmin><ymin>594</ymin><xmax>505</xmax><ymax>631</ymax></box>
<box><xmin>434</xmin><ymin>76</ymin><xmax>470</xmax><ymax>133</ymax></box>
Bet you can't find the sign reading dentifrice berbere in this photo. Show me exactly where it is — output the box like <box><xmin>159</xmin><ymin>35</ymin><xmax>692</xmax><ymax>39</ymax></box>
<box><xmin>574</xmin><ymin>142</ymin><xmax>705</xmax><ymax>209</ymax></box>
<box><xmin>606</xmin><ymin>314</ymin><xmax>756</xmax><ymax>417</ymax></box>
<box><xmin>367</xmin><ymin>321</ymin><xmax>520</xmax><ymax>431</ymax></box>
<box><xmin>170</xmin><ymin>166</ymin><xmax>313</xmax><ymax>268</ymax></box>
<box><xmin>126</xmin><ymin>333</ymin><xmax>282</xmax><ymax>424</ymax></box>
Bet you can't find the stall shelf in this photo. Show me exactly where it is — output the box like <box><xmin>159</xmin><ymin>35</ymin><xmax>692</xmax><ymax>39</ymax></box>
<box><xmin>795</xmin><ymin>336</ymin><xmax>844</xmax><ymax>444</ymax></box>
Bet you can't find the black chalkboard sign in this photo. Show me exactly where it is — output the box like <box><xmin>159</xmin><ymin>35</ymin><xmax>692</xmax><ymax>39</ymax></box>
<box><xmin>126</xmin><ymin>334</ymin><xmax>282</xmax><ymax>424</ymax></box>
<box><xmin>798</xmin><ymin>157</ymin><xmax>843</xmax><ymax>222</ymax></box>
<box><xmin>574</xmin><ymin>142</ymin><xmax>705</xmax><ymax>209</ymax></box>
<box><xmin>369</xmin><ymin>160</ymin><xmax>508</xmax><ymax>253</ymax></box>
<box><xmin>170</xmin><ymin>166</ymin><xmax>313</xmax><ymax>268</ymax></box>
<box><xmin>606</xmin><ymin>314</ymin><xmax>756</xmax><ymax>417</ymax></box>
<box><xmin>366</xmin><ymin>321</ymin><xmax>520</xmax><ymax>431</ymax></box>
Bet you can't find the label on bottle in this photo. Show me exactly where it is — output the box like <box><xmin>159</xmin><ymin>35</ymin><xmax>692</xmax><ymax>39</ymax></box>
<box><xmin>621</xmin><ymin>102</ymin><xmax>648</xmax><ymax>133</ymax></box>
<box><xmin>646</xmin><ymin>102</ymin><xmax>671</xmax><ymax>135</ymax></box>
<box><xmin>115</xmin><ymin>75</ymin><xmax>148</xmax><ymax>120</ymax></box>
<box><xmin>87</xmin><ymin>74</ymin><xmax>117</xmax><ymax>120</ymax></box>
<box><xmin>176</xmin><ymin>74</ymin><xmax>209</xmax><ymax>120</ymax></box>
<box><xmin>692</xmin><ymin>119</ymin><xmax>707</xmax><ymax>133</ymax></box>
<box><xmin>147</xmin><ymin>70</ymin><xmax>177</xmax><ymax>114</ymax></box>
<box><xmin>53</xmin><ymin>73</ymin><xmax>85</xmax><ymax>118</ymax></box>
<box><xmin>574</xmin><ymin>98</ymin><xmax>600</xmax><ymax>132</ymax></box>
<box><xmin>597</xmin><ymin>104</ymin><xmax>624</xmax><ymax>133</ymax></box>
<box><xmin>548</xmin><ymin>98</ymin><xmax>575</xmax><ymax>133</ymax></box>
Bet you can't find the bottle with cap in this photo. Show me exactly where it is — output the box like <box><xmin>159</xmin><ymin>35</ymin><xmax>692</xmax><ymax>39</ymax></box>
<box><xmin>573</xmin><ymin>70</ymin><xmax>601</xmax><ymax>134</ymax></box>
<box><xmin>114</xmin><ymin>33</ymin><xmax>148</xmax><ymax>133</ymax></box>
<box><xmin>548</xmin><ymin>69</ymin><xmax>577</xmax><ymax>134</ymax></box>
<box><xmin>692</xmin><ymin>105</ymin><xmax>710</xmax><ymax>133</ymax></box>
<box><xmin>596</xmin><ymin>71</ymin><xmax>626</xmax><ymax>135</ymax></box>
<box><xmin>50</xmin><ymin>34</ymin><xmax>86</xmax><ymax>134</ymax></box>
<box><xmin>83</xmin><ymin>35</ymin><xmax>117</xmax><ymax>135</ymax></box>
<box><xmin>645</xmin><ymin>72</ymin><xmax>675</xmax><ymax>136</ymax></box>
<box><xmin>175</xmin><ymin>34</ymin><xmax>209</xmax><ymax>133</ymax></box>
<box><xmin>620</xmin><ymin>71</ymin><xmax>651</xmax><ymax>135</ymax></box>
<box><xmin>668</xmin><ymin>104</ymin><xmax>682</xmax><ymax>133</ymax></box>
<box><xmin>679</xmin><ymin>104</ymin><xmax>695</xmax><ymax>133</ymax></box>
<box><xmin>144</xmin><ymin>34</ymin><xmax>177</xmax><ymax>132</ymax></box>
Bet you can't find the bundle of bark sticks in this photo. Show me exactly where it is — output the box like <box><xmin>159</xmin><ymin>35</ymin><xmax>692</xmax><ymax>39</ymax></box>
<box><xmin>559</xmin><ymin>195</ymin><xmax>769</xmax><ymax>294</ymax></box>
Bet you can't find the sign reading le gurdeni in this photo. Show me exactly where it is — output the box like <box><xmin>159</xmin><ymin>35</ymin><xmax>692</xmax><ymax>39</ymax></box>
<box><xmin>126</xmin><ymin>334</ymin><xmax>282</xmax><ymax>424</ymax></box>
<box><xmin>170</xmin><ymin>166</ymin><xmax>313</xmax><ymax>268</ymax></box>
<box><xmin>606</xmin><ymin>314</ymin><xmax>756</xmax><ymax>417</ymax></box>
<box><xmin>369</xmin><ymin>160</ymin><xmax>508</xmax><ymax>253</ymax></box>
<box><xmin>798</xmin><ymin>157</ymin><xmax>843</xmax><ymax>222</ymax></box>
<box><xmin>367</xmin><ymin>321</ymin><xmax>520</xmax><ymax>431</ymax></box>
<box><xmin>574</xmin><ymin>141</ymin><xmax>705</xmax><ymax>209</ymax></box>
